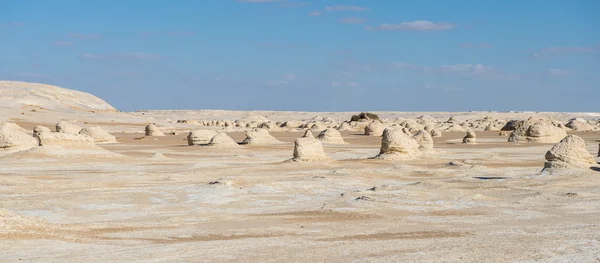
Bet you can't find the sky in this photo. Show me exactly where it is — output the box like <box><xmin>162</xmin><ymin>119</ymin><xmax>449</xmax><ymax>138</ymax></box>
<box><xmin>1</xmin><ymin>0</ymin><xmax>599</xmax><ymax>112</ymax></box>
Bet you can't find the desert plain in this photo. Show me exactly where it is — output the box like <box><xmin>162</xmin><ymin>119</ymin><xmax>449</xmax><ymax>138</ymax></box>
<box><xmin>1</xmin><ymin>81</ymin><xmax>599</xmax><ymax>262</ymax></box>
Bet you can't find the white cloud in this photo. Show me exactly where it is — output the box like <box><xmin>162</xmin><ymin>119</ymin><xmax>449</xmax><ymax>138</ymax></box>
<box><xmin>68</xmin><ymin>33</ymin><xmax>100</xmax><ymax>39</ymax></box>
<box><xmin>54</xmin><ymin>41</ymin><xmax>73</xmax><ymax>46</ymax></box>
<box><xmin>369</xmin><ymin>20</ymin><xmax>455</xmax><ymax>31</ymax></box>
<box><xmin>116</xmin><ymin>52</ymin><xmax>162</xmax><ymax>59</ymax></box>
<box><xmin>331</xmin><ymin>81</ymin><xmax>359</xmax><ymax>87</ymax></box>
<box><xmin>237</xmin><ymin>0</ymin><xmax>282</xmax><ymax>2</ymax></box>
<box><xmin>80</xmin><ymin>53</ymin><xmax>104</xmax><ymax>59</ymax></box>
<box><xmin>393</xmin><ymin>62</ymin><xmax>517</xmax><ymax>80</ymax></box>
<box><xmin>267</xmin><ymin>73</ymin><xmax>297</xmax><ymax>86</ymax></box>
<box><xmin>0</xmin><ymin>22</ymin><xmax>24</xmax><ymax>28</ymax></box>
<box><xmin>533</xmin><ymin>45</ymin><xmax>597</xmax><ymax>58</ymax></box>
<box><xmin>80</xmin><ymin>52</ymin><xmax>161</xmax><ymax>60</ymax></box>
<box><xmin>549</xmin><ymin>69</ymin><xmax>571</xmax><ymax>76</ymax></box>
<box><xmin>340</xmin><ymin>17</ymin><xmax>366</xmax><ymax>24</ymax></box>
<box><xmin>324</xmin><ymin>5</ymin><xmax>366</xmax><ymax>11</ymax></box>
<box><xmin>440</xmin><ymin>64</ymin><xmax>493</xmax><ymax>74</ymax></box>
<box><xmin>308</xmin><ymin>11</ymin><xmax>321</xmax><ymax>16</ymax></box>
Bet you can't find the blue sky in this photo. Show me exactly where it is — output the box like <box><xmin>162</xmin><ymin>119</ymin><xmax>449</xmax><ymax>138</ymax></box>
<box><xmin>1</xmin><ymin>0</ymin><xmax>599</xmax><ymax>112</ymax></box>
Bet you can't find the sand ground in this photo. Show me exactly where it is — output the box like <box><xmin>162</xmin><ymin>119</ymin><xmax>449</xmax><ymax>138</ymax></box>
<box><xmin>1</xmin><ymin>115</ymin><xmax>600</xmax><ymax>262</ymax></box>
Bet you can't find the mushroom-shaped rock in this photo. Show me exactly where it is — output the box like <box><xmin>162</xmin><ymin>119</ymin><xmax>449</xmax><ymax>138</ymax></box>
<box><xmin>207</xmin><ymin>133</ymin><xmax>239</xmax><ymax>147</ymax></box>
<box><xmin>79</xmin><ymin>126</ymin><xmax>117</xmax><ymax>143</ymax></box>
<box><xmin>364</xmin><ymin>121</ymin><xmax>385</xmax><ymax>136</ymax></box>
<box><xmin>508</xmin><ymin>131</ymin><xmax>521</xmax><ymax>142</ymax></box>
<box><xmin>543</xmin><ymin>135</ymin><xmax>596</xmax><ymax>171</ymax></box>
<box><xmin>290</xmin><ymin>130</ymin><xmax>329</xmax><ymax>162</ymax></box>
<box><xmin>351</xmin><ymin>112</ymin><xmax>380</xmax><ymax>122</ymax></box>
<box><xmin>444</xmin><ymin>124</ymin><xmax>465</xmax><ymax>132</ymax></box>
<box><xmin>412</xmin><ymin>129</ymin><xmax>434</xmax><ymax>152</ymax></box>
<box><xmin>145</xmin><ymin>124</ymin><xmax>165</xmax><ymax>136</ymax></box>
<box><xmin>241</xmin><ymin>128</ymin><xmax>280</xmax><ymax>145</ymax></box>
<box><xmin>338</xmin><ymin>122</ymin><xmax>355</xmax><ymax>132</ymax></box>
<box><xmin>0</xmin><ymin>122</ymin><xmax>38</xmax><ymax>152</ymax></box>
<box><xmin>187</xmin><ymin>130</ymin><xmax>218</xmax><ymax>146</ymax></box>
<box><xmin>430</xmin><ymin>129</ymin><xmax>442</xmax><ymax>137</ymax></box>
<box><xmin>310</xmin><ymin>122</ymin><xmax>327</xmax><ymax>131</ymax></box>
<box><xmin>525</xmin><ymin>123</ymin><xmax>567</xmax><ymax>143</ymax></box>
<box><xmin>56</xmin><ymin>121</ymin><xmax>82</xmax><ymax>134</ymax></box>
<box><xmin>317</xmin><ymin>129</ymin><xmax>346</xmax><ymax>144</ymax></box>
<box><xmin>462</xmin><ymin>130</ymin><xmax>476</xmax><ymax>144</ymax></box>
<box><xmin>374</xmin><ymin>128</ymin><xmax>420</xmax><ymax>160</ymax></box>
<box><xmin>33</xmin><ymin>125</ymin><xmax>52</xmax><ymax>135</ymax></box>
<box><xmin>566</xmin><ymin>119</ymin><xmax>594</xmax><ymax>131</ymax></box>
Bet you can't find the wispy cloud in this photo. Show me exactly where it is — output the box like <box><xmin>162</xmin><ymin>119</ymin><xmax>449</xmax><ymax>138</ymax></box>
<box><xmin>237</xmin><ymin>0</ymin><xmax>282</xmax><ymax>2</ymax></box>
<box><xmin>266</xmin><ymin>73</ymin><xmax>297</xmax><ymax>87</ymax></box>
<box><xmin>116</xmin><ymin>52</ymin><xmax>162</xmax><ymax>59</ymax></box>
<box><xmin>549</xmin><ymin>69</ymin><xmax>571</xmax><ymax>76</ymax></box>
<box><xmin>68</xmin><ymin>33</ymin><xmax>100</xmax><ymax>39</ymax></box>
<box><xmin>54</xmin><ymin>41</ymin><xmax>73</xmax><ymax>46</ymax></box>
<box><xmin>460</xmin><ymin>43</ymin><xmax>492</xmax><ymax>49</ymax></box>
<box><xmin>393</xmin><ymin>62</ymin><xmax>517</xmax><ymax>80</ymax></box>
<box><xmin>532</xmin><ymin>45</ymin><xmax>597</xmax><ymax>58</ymax></box>
<box><xmin>0</xmin><ymin>22</ymin><xmax>24</xmax><ymax>28</ymax></box>
<box><xmin>440</xmin><ymin>64</ymin><xmax>493</xmax><ymax>75</ymax></box>
<box><xmin>80</xmin><ymin>53</ymin><xmax>104</xmax><ymax>60</ymax></box>
<box><xmin>280</xmin><ymin>1</ymin><xmax>309</xmax><ymax>7</ymax></box>
<box><xmin>167</xmin><ymin>31</ymin><xmax>195</xmax><ymax>36</ymax></box>
<box><xmin>367</xmin><ymin>20</ymin><xmax>455</xmax><ymax>31</ymax></box>
<box><xmin>331</xmin><ymin>81</ymin><xmax>360</xmax><ymax>87</ymax></box>
<box><xmin>257</xmin><ymin>43</ymin><xmax>309</xmax><ymax>49</ymax></box>
<box><xmin>308</xmin><ymin>11</ymin><xmax>321</xmax><ymax>16</ymax></box>
<box><xmin>324</xmin><ymin>5</ymin><xmax>367</xmax><ymax>11</ymax></box>
<box><xmin>423</xmin><ymin>83</ymin><xmax>464</xmax><ymax>92</ymax></box>
<box><xmin>140</xmin><ymin>31</ymin><xmax>195</xmax><ymax>37</ymax></box>
<box><xmin>80</xmin><ymin>52</ymin><xmax>162</xmax><ymax>60</ymax></box>
<box><xmin>340</xmin><ymin>17</ymin><xmax>366</xmax><ymax>24</ymax></box>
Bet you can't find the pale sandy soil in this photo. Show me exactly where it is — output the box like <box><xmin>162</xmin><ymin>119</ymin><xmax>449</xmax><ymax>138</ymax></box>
<box><xmin>1</xmin><ymin>111</ymin><xmax>600</xmax><ymax>262</ymax></box>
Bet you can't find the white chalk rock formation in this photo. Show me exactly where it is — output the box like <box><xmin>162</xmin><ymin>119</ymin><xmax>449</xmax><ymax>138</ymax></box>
<box><xmin>79</xmin><ymin>126</ymin><xmax>117</xmax><ymax>143</ymax></box>
<box><xmin>145</xmin><ymin>124</ymin><xmax>165</xmax><ymax>136</ymax></box>
<box><xmin>0</xmin><ymin>81</ymin><xmax>117</xmax><ymax>113</ymax></box>
<box><xmin>462</xmin><ymin>130</ymin><xmax>476</xmax><ymax>144</ymax></box>
<box><xmin>35</xmin><ymin>132</ymin><xmax>96</xmax><ymax>148</ymax></box>
<box><xmin>374</xmin><ymin>128</ymin><xmax>420</xmax><ymax>160</ymax></box>
<box><xmin>317</xmin><ymin>128</ymin><xmax>346</xmax><ymax>144</ymax></box>
<box><xmin>241</xmin><ymin>128</ymin><xmax>280</xmax><ymax>145</ymax></box>
<box><xmin>566</xmin><ymin>118</ymin><xmax>594</xmax><ymax>131</ymax></box>
<box><xmin>412</xmin><ymin>129</ymin><xmax>434</xmax><ymax>152</ymax></box>
<box><xmin>430</xmin><ymin>129</ymin><xmax>442</xmax><ymax>137</ymax></box>
<box><xmin>364</xmin><ymin>121</ymin><xmax>385</xmax><ymax>136</ymax></box>
<box><xmin>445</xmin><ymin>124</ymin><xmax>466</xmax><ymax>132</ymax></box>
<box><xmin>290</xmin><ymin>130</ymin><xmax>329</xmax><ymax>162</ymax></box>
<box><xmin>508</xmin><ymin>131</ymin><xmax>520</xmax><ymax>142</ymax></box>
<box><xmin>207</xmin><ymin>133</ymin><xmax>239</xmax><ymax>147</ymax></box>
<box><xmin>32</xmin><ymin>125</ymin><xmax>52</xmax><ymax>135</ymax></box>
<box><xmin>543</xmin><ymin>135</ymin><xmax>596</xmax><ymax>171</ymax></box>
<box><xmin>56</xmin><ymin>121</ymin><xmax>81</xmax><ymax>134</ymax></box>
<box><xmin>0</xmin><ymin>122</ymin><xmax>38</xmax><ymax>153</ymax></box>
<box><xmin>28</xmin><ymin>132</ymin><xmax>118</xmax><ymax>157</ymax></box>
<box><xmin>187</xmin><ymin>130</ymin><xmax>218</xmax><ymax>146</ymax></box>
<box><xmin>337</xmin><ymin>122</ymin><xmax>354</xmax><ymax>132</ymax></box>
<box><xmin>242</xmin><ymin>115</ymin><xmax>269</xmax><ymax>123</ymax></box>
<box><xmin>525</xmin><ymin>123</ymin><xmax>567</xmax><ymax>143</ymax></box>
